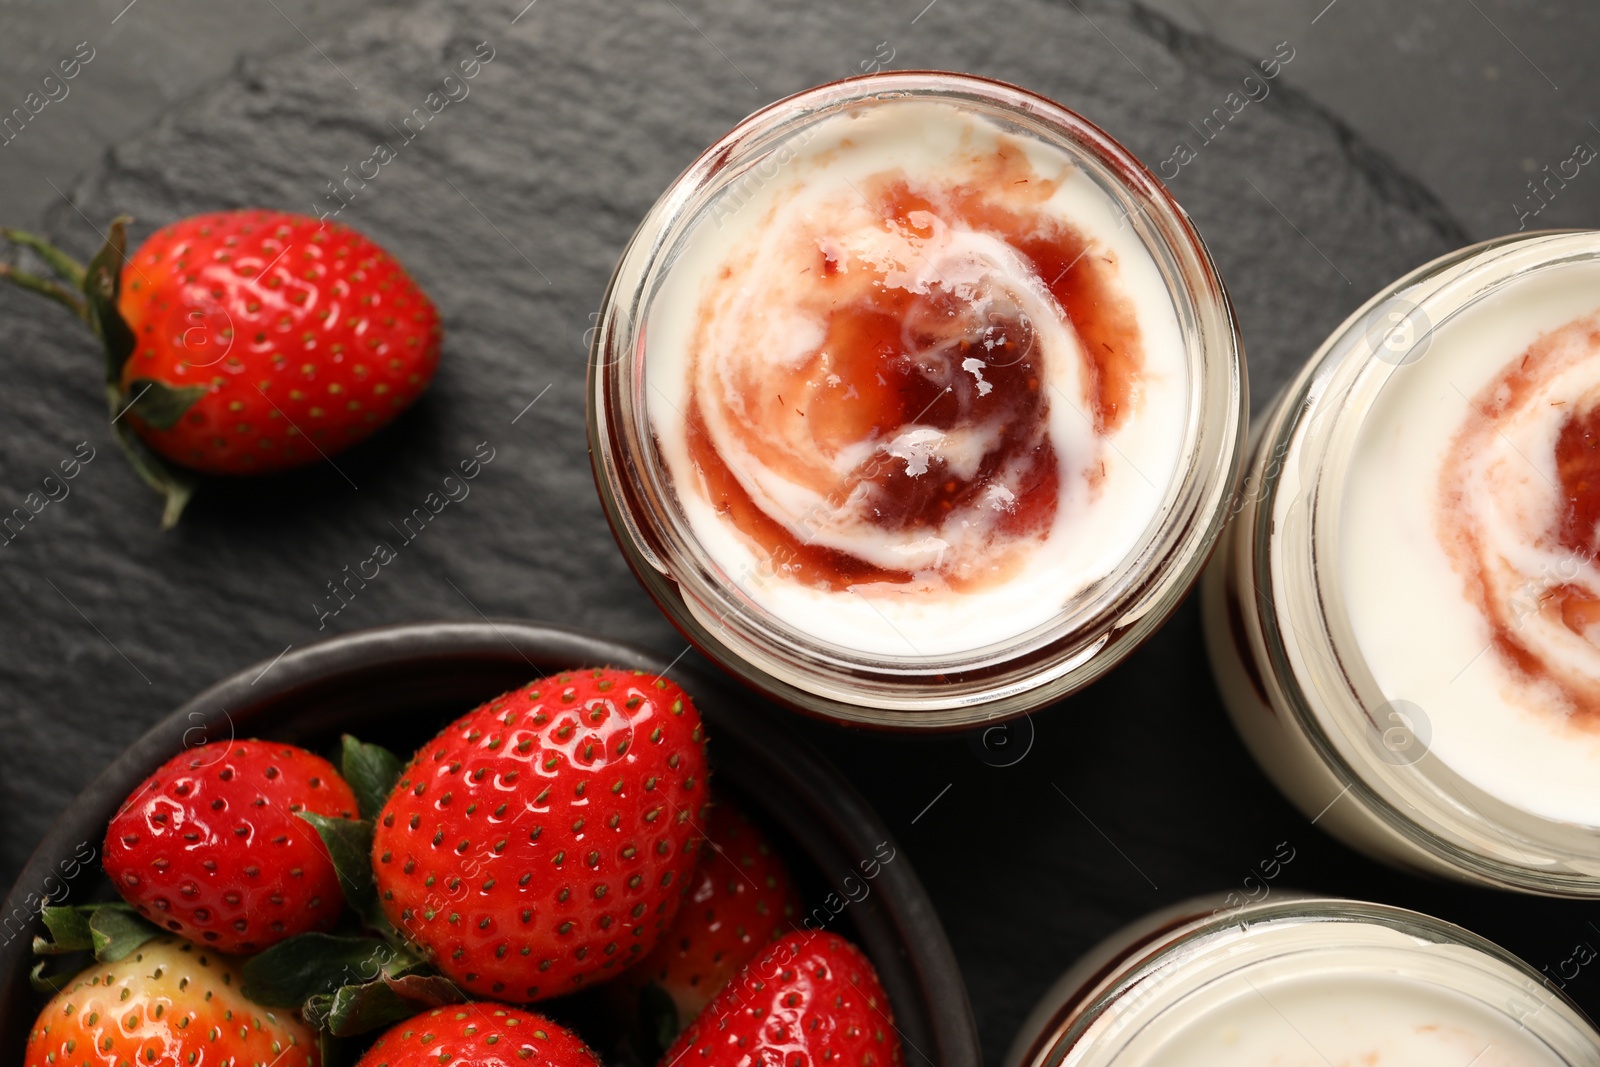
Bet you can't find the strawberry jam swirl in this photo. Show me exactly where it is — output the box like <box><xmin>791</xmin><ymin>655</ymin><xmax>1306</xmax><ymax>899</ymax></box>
<box><xmin>678</xmin><ymin>129</ymin><xmax>1144</xmax><ymax>597</ymax></box>
<box><xmin>1439</xmin><ymin>311</ymin><xmax>1600</xmax><ymax>726</ymax></box>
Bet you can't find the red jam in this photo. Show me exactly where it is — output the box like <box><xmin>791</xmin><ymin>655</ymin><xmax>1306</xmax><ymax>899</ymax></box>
<box><xmin>1544</xmin><ymin>408</ymin><xmax>1600</xmax><ymax>646</ymax></box>
<box><xmin>681</xmin><ymin>146</ymin><xmax>1144</xmax><ymax>593</ymax></box>
<box><xmin>1555</xmin><ymin>405</ymin><xmax>1600</xmax><ymax>557</ymax></box>
<box><xmin>1441</xmin><ymin>321</ymin><xmax>1600</xmax><ymax>722</ymax></box>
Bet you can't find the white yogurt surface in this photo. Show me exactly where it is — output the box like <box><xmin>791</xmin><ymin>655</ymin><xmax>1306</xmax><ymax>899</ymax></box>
<box><xmin>1049</xmin><ymin>914</ymin><xmax>1582</xmax><ymax>1067</ymax></box>
<box><xmin>1341</xmin><ymin>260</ymin><xmax>1600</xmax><ymax>827</ymax></box>
<box><xmin>646</xmin><ymin>100</ymin><xmax>1189</xmax><ymax>657</ymax></box>
<box><xmin>1137</xmin><ymin>972</ymin><xmax>1560</xmax><ymax>1067</ymax></box>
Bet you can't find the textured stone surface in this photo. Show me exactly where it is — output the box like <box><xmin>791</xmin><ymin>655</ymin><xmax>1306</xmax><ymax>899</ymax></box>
<box><xmin>0</xmin><ymin>0</ymin><xmax>1589</xmax><ymax>1061</ymax></box>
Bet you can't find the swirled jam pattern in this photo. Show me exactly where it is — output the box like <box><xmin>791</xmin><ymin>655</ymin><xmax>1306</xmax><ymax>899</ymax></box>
<box><xmin>1341</xmin><ymin>264</ymin><xmax>1600</xmax><ymax>827</ymax></box>
<box><xmin>1440</xmin><ymin>313</ymin><xmax>1600</xmax><ymax>722</ymax></box>
<box><xmin>647</xmin><ymin>102</ymin><xmax>1188</xmax><ymax>656</ymax></box>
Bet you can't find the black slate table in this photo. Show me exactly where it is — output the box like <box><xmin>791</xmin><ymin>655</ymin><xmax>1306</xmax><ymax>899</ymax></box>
<box><xmin>3</xmin><ymin>1</ymin><xmax>1599</xmax><ymax>1063</ymax></box>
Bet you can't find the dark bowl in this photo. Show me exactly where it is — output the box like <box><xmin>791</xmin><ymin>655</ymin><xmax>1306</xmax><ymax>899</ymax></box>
<box><xmin>0</xmin><ymin>620</ymin><xmax>980</xmax><ymax>1066</ymax></box>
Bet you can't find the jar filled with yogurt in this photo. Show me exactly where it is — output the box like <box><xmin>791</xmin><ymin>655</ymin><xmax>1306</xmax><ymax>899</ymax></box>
<box><xmin>589</xmin><ymin>72</ymin><xmax>1245</xmax><ymax>727</ymax></box>
<box><xmin>1007</xmin><ymin>896</ymin><xmax>1600</xmax><ymax>1067</ymax></box>
<box><xmin>1204</xmin><ymin>231</ymin><xmax>1600</xmax><ymax>893</ymax></box>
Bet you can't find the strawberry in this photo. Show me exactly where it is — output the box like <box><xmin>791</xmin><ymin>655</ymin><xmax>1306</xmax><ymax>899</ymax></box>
<box><xmin>104</xmin><ymin>739</ymin><xmax>360</xmax><ymax>954</ymax></box>
<box><xmin>24</xmin><ymin>936</ymin><xmax>318</xmax><ymax>1067</ymax></box>
<box><xmin>665</xmin><ymin>930</ymin><xmax>904</xmax><ymax>1067</ymax></box>
<box><xmin>355</xmin><ymin>1004</ymin><xmax>603</xmax><ymax>1067</ymax></box>
<box><xmin>616</xmin><ymin>796</ymin><xmax>801</xmax><ymax>1045</ymax></box>
<box><xmin>116</xmin><ymin>211</ymin><xmax>439</xmax><ymax>472</ymax></box>
<box><xmin>0</xmin><ymin>211</ymin><xmax>440</xmax><ymax>525</ymax></box>
<box><xmin>372</xmin><ymin>668</ymin><xmax>710</xmax><ymax>1003</ymax></box>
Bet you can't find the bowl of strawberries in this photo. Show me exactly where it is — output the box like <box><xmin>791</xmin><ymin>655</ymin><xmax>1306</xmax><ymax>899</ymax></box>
<box><xmin>0</xmin><ymin>621</ymin><xmax>980</xmax><ymax>1066</ymax></box>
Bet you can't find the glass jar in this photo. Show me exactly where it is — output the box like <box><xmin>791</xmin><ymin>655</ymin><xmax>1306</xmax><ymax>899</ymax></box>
<box><xmin>1007</xmin><ymin>895</ymin><xmax>1600</xmax><ymax>1067</ymax></box>
<box><xmin>588</xmin><ymin>71</ymin><xmax>1245</xmax><ymax>728</ymax></box>
<box><xmin>1203</xmin><ymin>231</ymin><xmax>1600</xmax><ymax>894</ymax></box>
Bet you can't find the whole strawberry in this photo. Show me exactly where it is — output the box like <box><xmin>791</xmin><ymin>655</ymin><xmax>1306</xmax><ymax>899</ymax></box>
<box><xmin>355</xmin><ymin>1004</ymin><xmax>603</xmax><ymax>1067</ymax></box>
<box><xmin>104</xmin><ymin>739</ymin><xmax>359</xmax><ymax>953</ymax></box>
<box><xmin>118</xmin><ymin>210</ymin><xmax>439</xmax><ymax>472</ymax></box>
<box><xmin>0</xmin><ymin>211</ymin><xmax>440</xmax><ymax>525</ymax></box>
<box><xmin>25</xmin><ymin>937</ymin><xmax>318</xmax><ymax>1067</ymax></box>
<box><xmin>373</xmin><ymin>668</ymin><xmax>710</xmax><ymax>1002</ymax></box>
<box><xmin>666</xmin><ymin>930</ymin><xmax>904</xmax><ymax>1067</ymax></box>
<box><xmin>616</xmin><ymin>796</ymin><xmax>801</xmax><ymax>1045</ymax></box>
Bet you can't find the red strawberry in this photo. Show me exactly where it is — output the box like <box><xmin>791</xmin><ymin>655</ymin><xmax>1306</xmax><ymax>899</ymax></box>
<box><xmin>0</xmin><ymin>211</ymin><xmax>440</xmax><ymax>524</ymax></box>
<box><xmin>117</xmin><ymin>210</ymin><xmax>439</xmax><ymax>472</ymax></box>
<box><xmin>25</xmin><ymin>937</ymin><xmax>318</xmax><ymax>1067</ymax></box>
<box><xmin>665</xmin><ymin>930</ymin><xmax>904</xmax><ymax>1067</ymax></box>
<box><xmin>372</xmin><ymin>668</ymin><xmax>710</xmax><ymax>1002</ymax></box>
<box><xmin>104</xmin><ymin>739</ymin><xmax>359</xmax><ymax>954</ymax></box>
<box><xmin>355</xmin><ymin>1004</ymin><xmax>603</xmax><ymax>1067</ymax></box>
<box><xmin>616</xmin><ymin>797</ymin><xmax>801</xmax><ymax>1039</ymax></box>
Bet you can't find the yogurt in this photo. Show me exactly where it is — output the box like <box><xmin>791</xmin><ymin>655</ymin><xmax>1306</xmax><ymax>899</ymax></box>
<box><xmin>1136</xmin><ymin>973</ymin><xmax>1558</xmax><ymax>1067</ymax></box>
<box><xmin>1202</xmin><ymin>231</ymin><xmax>1600</xmax><ymax>891</ymax></box>
<box><xmin>1008</xmin><ymin>897</ymin><xmax>1598</xmax><ymax>1067</ymax></box>
<box><xmin>592</xmin><ymin>72</ymin><xmax>1243</xmax><ymax>723</ymax></box>
<box><xmin>1342</xmin><ymin>260</ymin><xmax>1600</xmax><ymax>826</ymax></box>
<box><xmin>646</xmin><ymin>100</ymin><xmax>1189</xmax><ymax>657</ymax></box>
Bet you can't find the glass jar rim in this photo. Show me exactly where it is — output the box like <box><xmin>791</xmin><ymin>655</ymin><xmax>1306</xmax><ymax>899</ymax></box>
<box><xmin>1247</xmin><ymin>230</ymin><xmax>1600</xmax><ymax>892</ymax></box>
<box><xmin>587</xmin><ymin>70</ymin><xmax>1245</xmax><ymax>727</ymax></box>
<box><xmin>1009</xmin><ymin>895</ymin><xmax>1600</xmax><ymax>1067</ymax></box>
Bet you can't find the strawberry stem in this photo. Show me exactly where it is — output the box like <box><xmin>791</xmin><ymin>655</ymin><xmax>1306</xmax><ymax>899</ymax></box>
<box><xmin>1</xmin><ymin>226</ymin><xmax>87</xmax><ymax>288</ymax></box>
<box><xmin>0</xmin><ymin>263</ymin><xmax>88</xmax><ymax>322</ymax></box>
<box><xmin>85</xmin><ymin>217</ymin><xmax>199</xmax><ymax>527</ymax></box>
<box><xmin>107</xmin><ymin>397</ymin><xmax>196</xmax><ymax>529</ymax></box>
<box><xmin>3</xmin><ymin>215</ymin><xmax>202</xmax><ymax>528</ymax></box>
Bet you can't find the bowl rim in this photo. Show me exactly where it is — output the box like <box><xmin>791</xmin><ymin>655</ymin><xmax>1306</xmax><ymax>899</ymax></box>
<box><xmin>0</xmin><ymin>619</ymin><xmax>981</xmax><ymax>1067</ymax></box>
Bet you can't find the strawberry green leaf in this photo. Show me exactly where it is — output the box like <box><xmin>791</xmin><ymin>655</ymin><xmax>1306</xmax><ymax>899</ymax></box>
<box><xmin>79</xmin><ymin>216</ymin><xmax>204</xmax><ymax>529</ymax></box>
<box><xmin>297</xmin><ymin>812</ymin><xmax>386</xmax><ymax>931</ymax></box>
<box><xmin>341</xmin><ymin>735</ymin><xmax>403</xmax><ymax>821</ymax></box>
<box><xmin>2</xmin><ymin>217</ymin><xmax>204</xmax><ymax>527</ymax></box>
<box><xmin>243</xmin><ymin>929</ymin><xmax>462</xmax><ymax>1040</ymax></box>
<box><xmin>31</xmin><ymin>902</ymin><xmax>157</xmax><ymax>962</ymax></box>
<box><xmin>243</xmin><ymin>933</ymin><xmax>418</xmax><ymax>1007</ymax></box>
<box><xmin>29</xmin><ymin>960</ymin><xmax>63</xmax><ymax>995</ymax></box>
<box><xmin>124</xmin><ymin>378</ymin><xmax>206</xmax><ymax>431</ymax></box>
<box><xmin>33</xmin><ymin>905</ymin><xmax>94</xmax><ymax>955</ymax></box>
<box><xmin>89</xmin><ymin>905</ymin><xmax>160</xmax><ymax>962</ymax></box>
<box><xmin>381</xmin><ymin>972</ymin><xmax>466</xmax><ymax>1006</ymax></box>
<box><xmin>304</xmin><ymin>981</ymin><xmax>416</xmax><ymax>1038</ymax></box>
<box><xmin>82</xmin><ymin>216</ymin><xmax>135</xmax><ymax>381</ymax></box>
<box><xmin>113</xmin><ymin>424</ymin><xmax>199</xmax><ymax>530</ymax></box>
<box><xmin>303</xmin><ymin>971</ymin><xmax>467</xmax><ymax>1038</ymax></box>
